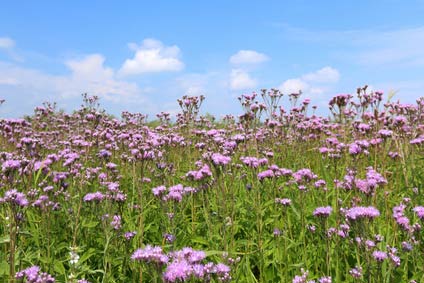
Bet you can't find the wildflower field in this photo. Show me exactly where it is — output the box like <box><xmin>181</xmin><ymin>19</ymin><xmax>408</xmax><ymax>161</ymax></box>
<box><xmin>1</xmin><ymin>87</ymin><xmax>424</xmax><ymax>282</ymax></box>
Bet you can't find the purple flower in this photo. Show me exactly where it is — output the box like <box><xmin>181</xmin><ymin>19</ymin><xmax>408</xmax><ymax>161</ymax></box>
<box><xmin>163</xmin><ymin>233</ymin><xmax>176</xmax><ymax>243</ymax></box>
<box><xmin>314</xmin><ymin>179</ymin><xmax>326</xmax><ymax>188</ymax></box>
<box><xmin>402</xmin><ymin>241</ymin><xmax>413</xmax><ymax>252</ymax></box>
<box><xmin>319</xmin><ymin>276</ymin><xmax>332</xmax><ymax>283</ymax></box>
<box><xmin>211</xmin><ymin>153</ymin><xmax>231</xmax><ymax>166</ymax></box>
<box><xmin>389</xmin><ymin>253</ymin><xmax>400</xmax><ymax>267</ymax></box>
<box><xmin>240</xmin><ymin>156</ymin><xmax>268</xmax><ymax>168</ymax></box>
<box><xmin>257</xmin><ymin>169</ymin><xmax>274</xmax><ymax>180</ymax></box>
<box><xmin>410</xmin><ymin>136</ymin><xmax>424</xmax><ymax>145</ymax></box>
<box><xmin>275</xmin><ymin>198</ymin><xmax>292</xmax><ymax>206</ymax></box>
<box><xmin>345</xmin><ymin>206</ymin><xmax>380</xmax><ymax>221</ymax></box>
<box><xmin>186</xmin><ymin>164</ymin><xmax>212</xmax><ymax>181</ymax></box>
<box><xmin>349</xmin><ymin>143</ymin><xmax>362</xmax><ymax>155</ymax></box>
<box><xmin>110</xmin><ymin>215</ymin><xmax>121</xmax><ymax>230</ymax></box>
<box><xmin>349</xmin><ymin>266</ymin><xmax>362</xmax><ymax>278</ymax></box>
<box><xmin>413</xmin><ymin>206</ymin><xmax>424</xmax><ymax>219</ymax></box>
<box><xmin>214</xmin><ymin>263</ymin><xmax>231</xmax><ymax>281</ymax></box>
<box><xmin>192</xmin><ymin>264</ymin><xmax>205</xmax><ymax>278</ymax></box>
<box><xmin>163</xmin><ymin>260</ymin><xmax>192</xmax><ymax>282</ymax></box>
<box><xmin>131</xmin><ymin>245</ymin><xmax>169</xmax><ymax>264</ymax></box>
<box><xmin>15</xmin><ymin>265</ymin><xmax>55</xmax><ymax>282</ymax></box>
<box><xmin>152</xmin><ymin>185</ymin><xmax>167</xmax><ymax>197</ymax></box>
<box><xmin>313</xmin><ymin>206</ymin><xmax>332</xmax><ymax>217</ymax></box>
<box><xmin>378</xmin><ymin>129</ymin><xmax>393</xmax><ymax>137</ymax></box>
<box><xmin>165</xmin><ymin>184</ymin><xmax>184</xmax><ymax>202</ymax></box>
<box><xmin>273</xmin><ymin>228</ymin><xmax>282</xmax><ymax>236</ymax></box>
<box><xmin>170</xmin><ymin>247</ymin><xmax>206</xmax><ymax>263</ymax></box>
<box><xmin>1</xmin><ymin>159</ymin><xmax>21</xmax><ymax>172</ymax></box>
<box><xmin>98</xmin><ymin>149</ymin><xmax>112</xmax><ymax>158</ymax></box>
<box><xmin>365</xmin><ymin>240</ymin><xmax>375</xmax><ymax>249</ymax></box>
<box><xmin>293</xmin><ymin>168</ymin><xmax>317</xmax><ymax>183</ymax></box>
<box><xmin>372</xmin><ymin>250</ymin><xmax>388</xmax><ymax>262</ymax></box>
<box><xmin>124</xmin><ymin>231</ymin><xmax>136</xmax><ymax>240</ymax></box>
<box><xmin>292</xmin><ymin>268</ymin><xmax>309</xmax><ymax>283</ymax></box>
<box><xmin>83</xmin><ymin>192</ymin><xmax>104</xmax><ymax>202</ymax></box>
<box><xmin>1</xmin><ymin>189</ymin><xmax>29</xmax><ymax>207</ymax></box>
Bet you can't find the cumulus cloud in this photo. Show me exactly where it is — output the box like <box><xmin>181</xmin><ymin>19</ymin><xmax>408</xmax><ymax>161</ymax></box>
<box><xmin>66</xmin><ymin>54</ymin><xmax>114</xmax><ymax>81</ymax></box>
<box><xmin>302</xmin><ymin>66</ymin><xmax>340</xmax><ymax>83</ymax></box>
<box><xmin>279</xmin><ymin>66</ymin><xmax>340</xmax><ymax>95</ymax></box>
<box><xmin>0</xmin><ymin>54</ymin><xmax>144</xmax><ymax>106</ymax></box>
<box><xmin>61</xmin><ymin>54</ymin><xmax>141</xmax><ymax>101</ymax></box>
<box><xmin>279</xmin><ymin>78</ymin><xmax>309</xmax><ymax>94</ymax></box>
<box><xmin>230</xmin><ymin>69</ymin><xmax>257</xmax><ymax>90</ymax></box>
<box><xmin>0</xmin><ymin>37</ymin><xmax>15</xmax><ymax>49</ymax></box>
<box><xmin>119</xmin><ymin>38</ymin><xmax>184</xmax><ymax>75</ymax></box>
<box><xmin>227</xmin><ymin>50</ymin><xmax>268</xmax><ymax>91</ymax></box>
<box><xmin>229</xmin><ymin>50</ymin><xmax>269</xmax><ymax>65</ymax></box>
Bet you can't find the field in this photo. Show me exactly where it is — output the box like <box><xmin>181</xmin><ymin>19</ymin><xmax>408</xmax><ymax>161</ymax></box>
<box><xmin>1</xmin><ymin>88</ymin><xmax>424</xmax><ymax>282</ymax></box>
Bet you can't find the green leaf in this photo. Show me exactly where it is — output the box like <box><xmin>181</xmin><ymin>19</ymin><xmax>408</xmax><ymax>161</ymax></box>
<box><xmin>204</xmin><ymin>250</ymin><xmax>226</xmax><ymax>257</ymax></box>
<box><xmin>54</xmin><ymin>261</ymin><xmax>66</xmax><ymax>275</ymax></box>
<box><xmin>79</xmin><ymin>248</ymin><xmax>97</xmax><ymax>264</ymax></box>
<box><xmin>82</xmin><ymin>219</ymin><xmax>99</xmax><ymax>228</ymax></box>
<box><xmin>0</xmin><ymin>235</ymin><xmax>10</xmax><ymax>244</ymax></box>
<box><xmin>0</xmin><ymin>260</ymin><xmax>9</xmax><ymax>275</ymax></box>
<box><xmin>191</xmin><ymin>237</ymin><xmax>209</xmax><ymax>246</ymax></box>
<box><xmin>289</xmin><ymin>262</ymin><xmax>305</xmax><ymax>268</ymax></box>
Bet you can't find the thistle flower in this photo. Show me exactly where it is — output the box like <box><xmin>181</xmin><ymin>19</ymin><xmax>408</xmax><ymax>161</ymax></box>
<box><xmin>349</xmin><ymin>266</ymin><xmax>363</xmax><ymax>278</ymax></box>
<box><xmin>83</xmin><ymin>192</ymin><xmax>104</xmax><ymax>202</ymax></box>
<box><xmin>124</xmin><ymin>231</ymin><xmax>136</xmax><ymax>240</ymax></box>
<box><xmin>110</xmin><ymin>215</ymin><xmax>121</xmax><ymax>230</ymax></box>
<box><xmin>1</xmin><ymin>159</ymin><xmax>21</xmax><ymax>172</ymax></box>
<box><xmin>131</xmin><ymin>245</ymin><xmax>169</xmax><ymax>264</ymax></box>
<box><xmin>211</xmin><ymin>153</ymin><xmax>231</xmax><ymax>166</ymax></box>
<box><xmin>319</xmin><ymin>277</ymin><xmax>332</xmax><ymax>283</ymax></box>
<box><xmin>275</xmin><ymin>198</ymin><xmax>291</xmax><ymax>206</ymax></box>
<box><xmin>413</xmin><ymin>206</ymin><xmax>424</xmax><ymax>219</ymax></box>
<box><xmin>163</xmin><ymin>260</ymin><xmax>192</xmax><ymax>282</ymax></box>
<box><xmin>372</xmin><ymin>250</ymin><xmax>388</xmax><ymax>262</ymax></box>
<box><xmin>345</xmin><ymin>206</ymin><xmax>380</xmax><ymax>221</ymax></box>
<box><xmin>1</xmin><ymin>189</ymin><xmax>29</xmax><ymax>207</ymax></box>
<box><xmin>15</xmin><ymin>266</ymin><xmax>55</xmax><ymax>282</ymax></box>
<box><xmin>313</xmin><ymin>206</ymin><xmax>332</xmax><ymax>217</ymax></box>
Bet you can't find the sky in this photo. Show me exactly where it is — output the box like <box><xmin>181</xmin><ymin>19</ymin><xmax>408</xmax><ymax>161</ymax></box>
<box><xmin>1</xmin><ymin>0</ymin><xmax>424</xmax><ymax>119</ymax></box>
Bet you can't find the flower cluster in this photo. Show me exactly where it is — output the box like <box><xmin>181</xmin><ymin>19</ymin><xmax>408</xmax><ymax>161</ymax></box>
<box><xmin>15</xmin><ymin>266</ymin><xmax>55</xmax><ymax>282</ymax></box>
<box><xmin>152</xmin><ymin>184</ymin><xmax>197</xmax><ymax>202</ymax></box>
<box><xmin>132</xmin><ymin>246</ymin><xmax>231</xmax><ymax>282</ymax></box>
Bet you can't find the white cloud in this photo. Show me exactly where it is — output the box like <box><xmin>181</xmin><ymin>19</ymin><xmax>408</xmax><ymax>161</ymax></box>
<box><xmin>279</xmin><ymin>78</ymin><xmax>309</xmax><ymax>94</ymax></box>
<box><xmin>230</xmin><ymin>69</ymin><xmax>257</xmax><ymax>90</ymax></box>
<box><xmin>279</xmin><ymin>66</ymin><xmax>340</xmax><ymax>95</ymax></box>
<box><xmin>66</xmin><ymin>54</ymin><xmax>114</xmax><ymax>81</ymax></box>
<box><xmin>227</xmin><ymin>50</ymin><xmax>268</xmax><ymax>92</ymax></box>
<box><xmin>302</xmin><ymin>66</ymin><xmax>340</xmax><ymax>83</ymax></box>
<box><xmin>119</xmin><ymin>38</ymin><xmax>184</xmax><ymax>75</ymax></box>
<box><xmin>0</xmin><ymin>37</ymin><xmax>15</xmax><ymax>49</ymax></box>
<box><xmin>0</xmin><ymin>77</ymin><xmax>19</xmax><ymax>86</ymax></box>
<box><xmin>229</xmin><ymin>50</ymin><xmax>269</xmax><ymax>65</ymax></box>
<box><xmin>0</xmin><ymin>54</ymin><xmax>144</xmax><ymax>106</ymax></box>
<box><xmin>60</xmin><ymin>54</ymin><xmax>141</xmax><ymax>102</ymax></box>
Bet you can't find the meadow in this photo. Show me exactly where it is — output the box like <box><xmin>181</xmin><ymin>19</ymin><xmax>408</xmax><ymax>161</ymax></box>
<box><xmin>1</xmin><ymin>87</ymin><xmax>424</xmax><ymax>282</ymax></box>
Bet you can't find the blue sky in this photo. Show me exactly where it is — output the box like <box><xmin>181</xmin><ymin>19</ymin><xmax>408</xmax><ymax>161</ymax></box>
<box><xmin>1</xmin><ymin>1</ymin><xmax>424</xmax><ymax>118</ymax></box>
